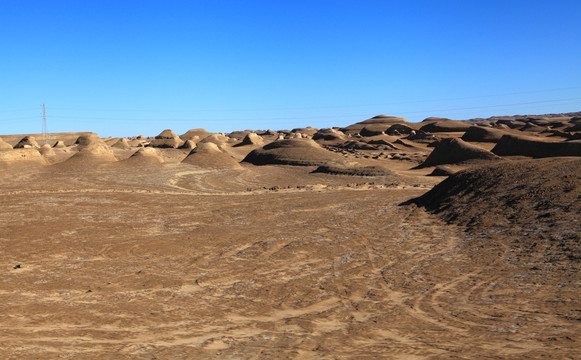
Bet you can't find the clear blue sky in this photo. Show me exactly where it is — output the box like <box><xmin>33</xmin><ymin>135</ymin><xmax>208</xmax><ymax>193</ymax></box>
<box><xmin>2</xmin><ymin>1</ymin><xmax>580</xmax><ymax>137</ymax></box>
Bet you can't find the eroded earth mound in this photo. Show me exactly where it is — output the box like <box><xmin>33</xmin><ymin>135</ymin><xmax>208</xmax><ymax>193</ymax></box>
<box><xmin>183</xmin><ymin>142</ymin><xmax>241</xmax><ymax>169</ymax></box>
<box><xmin>242</xmin><ymin>138</ymin><xmax>346</xmax><ymax>166</ymax></box>
<box><xmin>461</xmin><ymin>125</ymin><xmax>508</xmax><ymax>142</ymax></box>
<box><xmin>492</xmin><ymin>134</ymin><xmax>581</xmax><ymax>157</ymax></box>
<box><xmin>416</xmin><ymin>137</ymin><xmax>502</xmax><ymax>168</ymax></box>
<box><xmin>406</xmin><ymin>157</ymin><xmax>580</xmax><ymax>261</ymax></box>
<box><xmin>149</xmin><ymin>129</ymin><xmax>184</xmax><ymax>148</ymax></box>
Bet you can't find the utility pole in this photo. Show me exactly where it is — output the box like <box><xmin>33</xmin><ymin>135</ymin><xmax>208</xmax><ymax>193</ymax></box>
<box><xmin>42</xmin><ymin>104</ymin><xmax>49</xmax><ymax>145</ymax></box>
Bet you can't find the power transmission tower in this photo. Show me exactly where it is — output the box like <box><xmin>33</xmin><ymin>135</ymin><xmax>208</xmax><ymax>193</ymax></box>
<box><xmin>42</xmin><ymin>104</ymin><xmax>49</xmax><ymax>145</ymax></box>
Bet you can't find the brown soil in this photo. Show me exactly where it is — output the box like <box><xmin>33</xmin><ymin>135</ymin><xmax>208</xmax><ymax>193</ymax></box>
<box><xmin>0</xmin><ymin>116</ymin><xmax>579</xmax><ymax>359</ymax></box>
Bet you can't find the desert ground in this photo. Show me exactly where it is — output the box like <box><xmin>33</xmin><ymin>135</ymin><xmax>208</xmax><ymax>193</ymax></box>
<box><xmin>0</xmin><ymin>113</ymin><xmax>579</xmax><ymax>359</ymax></box>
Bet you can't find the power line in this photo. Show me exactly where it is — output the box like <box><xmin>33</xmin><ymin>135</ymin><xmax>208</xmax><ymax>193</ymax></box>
<box><xmin>394</xmin><ymin>98</ymin><xmax>581</xmax><ymax>115</ymax></box>
<box><xmin>15</xmin><ymin>97</ymin><xmax>580</xmax><ymax>123</ymax></box>
<box><xmin>42</xmin><ymin>104</ymin><xmax>49</xmax><ymax>145</ymax></box>
<box><xmin>0</xmin><ymin>97</ymin><xmax>578</xmax><ymax>125</ymax></box>
<box><xmin>14</xmin><ymin>85</ymin><xmax>581</xmax><ymax>114</ymax></box>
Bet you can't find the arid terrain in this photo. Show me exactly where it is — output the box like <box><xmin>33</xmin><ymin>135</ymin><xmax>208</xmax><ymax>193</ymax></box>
<box><xmin>0</xmin><ymin>113</ymin><xmax>579</xmax><ymax>359</ymax></box>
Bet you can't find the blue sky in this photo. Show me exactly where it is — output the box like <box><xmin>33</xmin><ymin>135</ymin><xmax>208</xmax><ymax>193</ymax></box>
<box><xmin>1</xmin><ymin>1</ymin><xmax>580</xmax><ymax>137</ymax></box>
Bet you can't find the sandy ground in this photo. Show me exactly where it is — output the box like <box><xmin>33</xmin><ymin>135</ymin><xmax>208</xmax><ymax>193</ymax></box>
<box><xmin>0</xmin><ymin>159</ymin><xmax>579</xmax><ymax>359</ymax></box>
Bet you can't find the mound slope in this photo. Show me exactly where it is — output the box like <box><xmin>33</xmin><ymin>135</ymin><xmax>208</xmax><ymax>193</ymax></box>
<box><xmin>242</xmin><ymin>138</ymin><xmax>345</xmax><ymax>166</ymax></box>
<box><xmin>416</xmin><ymin>138</ymin><xmax>502</xmax><ymax>168</ymax></box>
<box><xmin>492</xmin><ymin>134</ymin><xmax>581</xmax><ymax>158</ymax></box>
<box><xmin>461</xmin><ymin>126</ymin><xmax>508</xmax><ymax>143</ymax></box>
<box><xmin>419</xmin><ymin>120</ymin><xmax>471</xmax><ymax>133</ymax></box>
<box><xmin>53</xmin><ymin>140</ymin><xmax>66</xmax><ymax>148</ymax></box>
<box><xmin>149</xmin><ymin>129</ymin><xmax>184</xmax><ymax>148</ymax></box>
<box><xmin>181</xmin><ymin>128</ymin><xmax>209</xmax><ymax>141</ymax></box>
<box><xmin>65</xmin><ymin>135</ymin><xmax>117</xmax><ymax>164</ymax></box>
<box><xmin>14</xmin><ymin>136</ymin><xmax>40</xmax><ymax>148</ymax></box>
<box><xmin>290</xmin><ymin>127</ymin><xmax>318</xmax><ymax>137</ymax></box>
<box><xmin>111</xmin><ymin>138</ymin><xmax>131</xmax><ymax>149</ymax></box>
<box><xmin>0</xmin><ymin>148</ymin><xmax>48</xmax><ymax>167</ymax></box>
<box><xmin>0</xmin><ymin>138</ymin><xmax>13</xmax><ymax>151</ymax></box>
<box><xmin>182</xmin><ymin>143</ymin><xmax>241</xmax><ymax>169</ymax></box>
<box><xmin>312</xmin><ymin>128</ymin><xmax>346</xmax><ymax>142</ymax></box>
<box><xmin>39</xmin><ymin>144</ymin><xmax>55</xmax><ymax>156</ymax></box>
<box><xmin>386</xmin><ymin>124</ymin><xmax>415</xmax><ymax>135</ymax></box>
<box><xmin>404</xmin><ymin>157</ymin><xmax>580</xmax><ymax>261</ymax></box>
<box><xmin>234</xmin><ymin>132</ymin><xmax>264</xmax><ymax>147</ymax></box>
<box><xmin>313</xmin><ymin>164</ymin><xmax>394</xmax><ymax>176</ymax></box>
<box><xmin>199</xmin><ymin>134</ymin><xmax>229</xmax><ymax>146</ymax></box>
<box><xmin>124</xmin><ymin>147</ymin><xmax>164</xmax><ymax>165</ymax></box>
<box><xmin>340</xmin><ymin>115</ymin><xmax>407</xmax><ymax>135</ymax></box>
<box><xmin>179</xmin><ymin>139</ymin><xmax>197</xmax><ymax>149</ymax></box>
<box><xmin>427</xmin><ymin>166</ymin><xmax>456</xmax><ymax>176</ymax></box>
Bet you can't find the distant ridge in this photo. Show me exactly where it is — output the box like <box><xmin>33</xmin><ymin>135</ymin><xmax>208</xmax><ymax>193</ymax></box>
<box><xmin>466</xmin><ymin>111</ymin><xmax>581</xmax><ymax>122</ymax></box>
